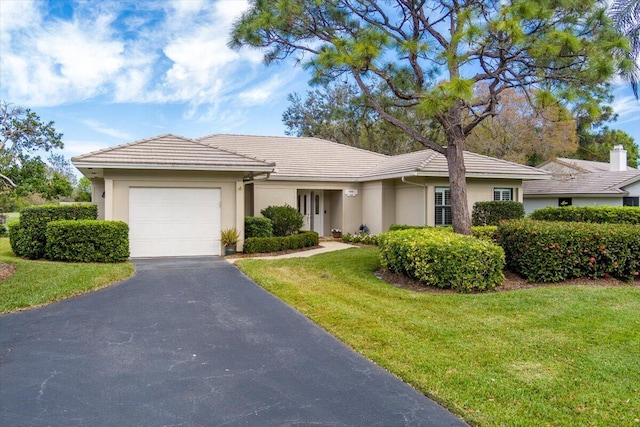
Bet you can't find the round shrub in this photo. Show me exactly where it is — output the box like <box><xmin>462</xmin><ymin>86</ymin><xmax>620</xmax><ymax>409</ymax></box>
<box><xmin>245</xmin><ymin>216</ymin><xmax>273</xmax><ymax>238</ymax></box>
<box><xmin>260</xmin><ymin>205</ymin><xmax>303</xmax><ymax>237</ymax></box>
<box><xmin>379</xmin><ymin>228</ymin><xmax>505</xmax><ymax>292</ymax></box>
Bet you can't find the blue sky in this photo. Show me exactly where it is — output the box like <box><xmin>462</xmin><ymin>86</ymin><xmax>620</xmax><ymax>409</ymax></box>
<box><xmin>1</xmin><ymin>0</ymin><xmax>639</xmax><ymax>164</ymax></box>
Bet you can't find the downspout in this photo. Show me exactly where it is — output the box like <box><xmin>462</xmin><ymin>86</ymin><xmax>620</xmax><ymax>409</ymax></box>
<box><xmin>401</xmin><ymin>175</ymin><xmax>428</xmax><ymax>226</ymax></box>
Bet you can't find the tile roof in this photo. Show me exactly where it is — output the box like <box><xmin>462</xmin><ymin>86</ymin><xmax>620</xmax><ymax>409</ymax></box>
<box><xmin>199</xmin><ymin>134</ymin><xmax>547</xmax><ymax>181</ymax></box>
<box><xmin>523</xmin><ymin>170</ymin><xmax>640</xmax><ymax>196</ymax></box>
<box><xmin>552</xmin><ymin>158</ymin><xmax>611</xmax><ymax>173</ymax></box>
<box><xmin>198</xmin><ymin>134</ymin><xmax>388</xmax><ymax>180</ymax></box>
<box><xmin>363</xmin><ymin>149</ymin><xmax>549</xmax><ymax>180</ymax></box>
<box><xmin>72</xmin><ymin>134</ymin><xmax>275</xmax><ymax>171</ymax></box>
<box><xmin>72</xmin><ymin>133</ymin><xmax>550</xmax><ymax>182</ymax></box>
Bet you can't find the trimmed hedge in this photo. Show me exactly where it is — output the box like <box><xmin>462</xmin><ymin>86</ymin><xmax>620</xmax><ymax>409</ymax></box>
<box><xmin>45</xmin><ymin>220</ymin><xmax>129</xmax><ymax>262</ymax></box>
<box><xmin>245</xmin><ymin>216</ymin><xmax>273</xmax><ymax>239</ymax></box>
<box><xmin>378</xmin><ymin>228</ymin><xmax>505</xmax><ymax>292</ymax></box>
<box><xmin>387</xmin><ymin>224</ymin><xmax>499</xmax><ymax>242</ymax></box>
<box><xmin>10</xmin><ymin>204</ymin><xmax>97</xmax><ymax>259</ymax></box>
<box><xmin>472</xmin><ymin>201</ymin><xmax>524</xmax><ymax>226</ymax></box>
<box><xmin>261</xmin><ymin>205</ymin><xmax>303</xmax><ymax>237</ymax></box>
<box><xmin>529</xmin><ymin>206</ymin><xmax>640</xmax><ymax>224</ymax></box>
<box><xmin>499</xmin><ymin>220</ymin><xmax>640</xmax><ymax>282</ymax></box>
<box><xmin>243</xmin><ymin>231</ymin><xmax>319</xmax><ymax>254</ymax></box>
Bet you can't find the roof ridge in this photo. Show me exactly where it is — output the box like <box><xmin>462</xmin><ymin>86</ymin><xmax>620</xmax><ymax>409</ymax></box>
<box><xmin>466</xmin><ymin>150</ymin><xmax>549</xmax><ymax>174</ymax></box>
<box><xmin>197</xmin><ymin>133</ymin><xmax>389</xmax><ymax>159</ymax></box>
<box><xmin>71</xmin><ymin>134</ymin><xmax>193</xmax><ymax>160</ymax></box>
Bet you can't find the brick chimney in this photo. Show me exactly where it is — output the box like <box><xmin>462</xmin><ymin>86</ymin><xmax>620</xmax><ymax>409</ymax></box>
<box><xmin>610</xmin><ymin>145</ymin><xmax>627</xmax><ymax>172</ymax></box>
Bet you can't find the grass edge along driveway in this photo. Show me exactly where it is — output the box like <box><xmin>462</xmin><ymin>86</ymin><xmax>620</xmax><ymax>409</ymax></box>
<box><xmin>236</xmin><ymin>247</ymin><xmax>640</xmax><ymax>427</ymax></box>
<box><xmin>0</xmin><ymin>238</ymin><xmax>134</xmax><ymax>314</ymax></box>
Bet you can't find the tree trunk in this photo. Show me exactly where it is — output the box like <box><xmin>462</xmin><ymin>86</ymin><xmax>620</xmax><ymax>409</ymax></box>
<box><xmin>445</xmin><ymin>140</ymin><xmax>472</xmax><ymax>235</ymax></box>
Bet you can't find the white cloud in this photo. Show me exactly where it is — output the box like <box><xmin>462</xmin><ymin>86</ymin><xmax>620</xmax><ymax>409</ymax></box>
<box><xmin>238</xmin><ymin>73</ymin><xmax>298</xmax><ymax>106</ymax></box>
<box><xmin>0</xmin><ymin>0</ymin><xmax>264</xmax><ymax>110</ymax></box>
<box><xmin>82</xmin><ymin>119</ymin><xmax>133</xmax><ymax>140</ymax></box>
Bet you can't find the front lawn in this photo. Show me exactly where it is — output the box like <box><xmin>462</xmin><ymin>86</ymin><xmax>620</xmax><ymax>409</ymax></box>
<box><xmin>237</xmin><ymin>247</ymin><xmax>640</xmax><ymax>427</ymax></box>
<box><xmin>0</xmin><ymin>238</ymin><xmax>134</xmax><ymax>313</ymax></box>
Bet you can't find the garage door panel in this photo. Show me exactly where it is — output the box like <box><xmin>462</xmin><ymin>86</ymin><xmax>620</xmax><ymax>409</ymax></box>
<box><xmin>129</xmin><ymin>188</ymin><xmax>221</xmax><ymax>257</ymax></box>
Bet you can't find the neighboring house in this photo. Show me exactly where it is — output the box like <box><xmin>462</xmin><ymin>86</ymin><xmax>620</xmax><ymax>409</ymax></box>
<box><xmin>72</xmin><ymin>134</ymin><xmax>547</xmax><ymax>257</ymax></box>
<box><xmin>523</xmin><ymin>145</ymin><xmax>640</xmax><ymax>215</ymax></box>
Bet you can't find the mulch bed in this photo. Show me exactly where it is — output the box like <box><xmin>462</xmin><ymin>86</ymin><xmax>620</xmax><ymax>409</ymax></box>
<box><xmin>0</xmin><ymin>262</ymin><xmax>16</xmax><ymax>281</ymax></box>
<box><xmin>376</xmin><ymin>269</ymin><xmax>640</xmax><ymax>294</ymax></box>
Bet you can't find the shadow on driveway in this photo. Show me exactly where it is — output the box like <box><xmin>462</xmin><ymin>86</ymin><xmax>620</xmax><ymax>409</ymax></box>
<box><xmin>1</xmin><ymin>257</ymin><xmax>467</xmax><ymax>426</ymax></box>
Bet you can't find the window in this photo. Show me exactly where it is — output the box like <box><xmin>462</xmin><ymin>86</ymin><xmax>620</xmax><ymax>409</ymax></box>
<box><xmin>303</xmin><ymin>194</ymin><xmax>308</xmax><ymax>215</ymax></box>
<box><xmin>435</xmin><ymin>187</ymin><xmax>452</xmax><ymax>226</ymax></box>
<box><xmin>493</xmin><ymin>188</ymin><xmax>513</xmax><ymax>201</ymax></box>
<box><xmin>623</xmin><ymin>197</ymin><xmax>639</xmax><ymax>207</ymax></box>
<box><xmin>315</xmin><ymin>194</ymin><xmax>320</xmax><ymax>215</ymax></box>
<box><xmin>297</xmin><ymin>195</ymin><xmax>301</xmax><ymax>213</ymax></box>
<box><xmin>558</xmin><ymin>197</ymin><xmax>572</xmax><ymax>207</ymax></box>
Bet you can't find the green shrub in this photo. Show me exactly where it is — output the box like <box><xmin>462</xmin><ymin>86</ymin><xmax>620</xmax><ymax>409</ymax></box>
<box><xmin>389</xmin><ymin>224</ymin><xmax>428</xmax><ymax>231</ymax></box>
<box><xmin>472</xmin><ymin>201</ymin><xmax>525</xmax><ymax>226</ymax></box>
<box><xmin>243</xmin><ymin>231</ymin><xmax>319</xmax><ymax>254</ymax></box>
<box><xmin>245</xmin><ymin>216</ymin><xmax>273</xmax><ymax>238</ymax></box>
<box><xmin>378</xmin><ymin>228</ymin><xmax>505</xmax><ymax>292</ymax></box>
<box><xmin>260</xmin><ymin>205</ymin><xmax>303</xmax><ymax>237</ymax></box>
<box><xmin>529</xmin><ymin>206</ymin><xmax>640</xmax><ymax>224</ymax></box>
<box><xmin>388</xmin><ymin>224</ymin><xmax>498</xmax><ymax>242</ymax></box>
<box><xmin>45</xmin><ymin>220</ymin><xmax>129</xmax><ymax>262</ymax></box>
<box><xmin>342</xmin><ymin>233</ymin><xmax>379</xmax><ymax>245</ymax></box>
<box><xmin>10</xmin><ymin>204</ymin><xmax>97</xmax><ymax>259</ymax></box>
<box><xmin>498</xmin><ymin>220</ymin><xmax>640</xmax><ymax>282</ymax></box>
<box><xmin>472</xmin><ymin>225</ymin><xmax>499</xmax><ymax>242</ymax></box>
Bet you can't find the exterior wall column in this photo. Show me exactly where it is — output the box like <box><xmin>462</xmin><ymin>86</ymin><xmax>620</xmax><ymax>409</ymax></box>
<box><xmin>104</xmin><ymin>178</ymin><xmax>114</xmax><ymax>220</ymax></box>
<box><xmin>236</xmin><ymin>181</ymin><xmax>245</xmax><ymax>251</ymax></box>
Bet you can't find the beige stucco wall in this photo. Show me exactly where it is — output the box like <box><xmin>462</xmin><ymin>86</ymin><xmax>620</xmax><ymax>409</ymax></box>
<box><xmin>361</xmin><ymin>180</ymin><xmax>397</xmax><ymax>235</ymax></box>
<box><xmin>395</xmin><ymin>180</ymin><xmax>427</xmax><ymax>227</ymax></box>
<box><xmin>252</xmin><ymin>180</ymin><xmax>362</xmax><ymax>236</ymax></box>
<box><xmin>392</xmin><ymin>177</ymin><xmax>524</xmax><ymax>228</ymax></box>
<box><xmin>91</xmin><ymin>178</ymin><xmax>106</xmax><ymax>220</ymax></box>
<box><xmin>96</xmin><ymin>169</ymin><xmax>246</xmax><ymax>251</ymax></box>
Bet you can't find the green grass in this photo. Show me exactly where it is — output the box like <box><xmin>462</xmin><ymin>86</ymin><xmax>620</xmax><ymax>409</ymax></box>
<box><xmin>237</xmin><ymin>247</ymin><xmax>640</xmax><ymax>427</ymax></box>
<box><xmin>0</xmin><ymin>238</ymin><xmax>134</xmax><ymax>313</ymax></box>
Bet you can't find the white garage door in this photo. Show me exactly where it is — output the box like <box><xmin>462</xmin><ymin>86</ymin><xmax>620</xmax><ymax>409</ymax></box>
<box><xmin>129</xmin><ymin>187</ymin><xmax>221</xmax><ymax>257</ymax></box>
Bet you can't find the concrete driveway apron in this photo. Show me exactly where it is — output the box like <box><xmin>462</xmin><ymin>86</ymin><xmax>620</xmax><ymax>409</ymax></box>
<box><xmin>1</xmin><ymin>257</ymin><xmax>467</xmax><ymax>426</ymax></box>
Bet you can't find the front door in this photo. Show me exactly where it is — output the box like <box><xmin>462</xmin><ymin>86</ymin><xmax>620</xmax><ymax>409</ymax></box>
<box><xmin>297</xmin><ymin>190</ymin><xmax>324</xmax><ymax>234</ymax></box>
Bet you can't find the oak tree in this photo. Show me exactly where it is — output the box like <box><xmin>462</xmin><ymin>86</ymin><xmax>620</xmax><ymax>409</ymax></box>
<box><xmin>231</xmin><ymin>0</ymin><xmax>630</xmax><ymax>233</ymax></box>
<box><xmin>465</xmin><ymin>87</ymin><xmax>577</xmax><ymax>165</ymax></box>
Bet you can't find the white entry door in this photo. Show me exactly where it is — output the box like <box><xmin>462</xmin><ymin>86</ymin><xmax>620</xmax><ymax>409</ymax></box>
<box><xmin>297</xmin><ymin>190</ymin><xmax>323</xmax><ymax>234</ymax></box>
<box><xmin>129</xmin><ymin>187</ymin><xmax>221</xmax><ymax>257</ymax></box>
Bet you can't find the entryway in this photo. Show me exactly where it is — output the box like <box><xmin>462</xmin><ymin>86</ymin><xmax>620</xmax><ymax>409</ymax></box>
<box><xmin>297</xmin><ymin>189</ymin><xmax>324</xmax><ymax>234</ymax></box>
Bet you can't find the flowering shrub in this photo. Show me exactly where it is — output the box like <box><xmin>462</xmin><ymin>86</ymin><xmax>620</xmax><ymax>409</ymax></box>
<box><xmin>342</xmin><ymin>233</ymin><xmax>378</xmax><ymax>245</ymax></box>
<box><xmin>499</xmin><ymin>220</ymin><xmax>640</xmax><ymax>282</ymax></box>
<box><xmin>378</xmin><ymin>228</ymin><xmax>505</xmax><ymax>292</ymax></box>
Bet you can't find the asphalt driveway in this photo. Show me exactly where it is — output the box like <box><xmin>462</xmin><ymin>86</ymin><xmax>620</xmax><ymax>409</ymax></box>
<box><xmin>0</xmin><ymin>257</ymin><xmax>466</xmax><ymax>426</ymax></box>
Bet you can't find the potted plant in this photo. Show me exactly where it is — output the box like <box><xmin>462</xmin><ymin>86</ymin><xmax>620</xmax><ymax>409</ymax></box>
<box><xmin>221</xmin><ymin>227</ymin><xmax>239</xmax><ymax>255</ymax></box>
<box><xmin>331</xmin><ymin>228</ymin><xmax>342</xmax><ymax>239</ymax></box>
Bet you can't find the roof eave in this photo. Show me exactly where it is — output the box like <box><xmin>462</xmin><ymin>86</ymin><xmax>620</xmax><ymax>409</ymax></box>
<box><xmin>72</xmin><ymin>161</ymin><xmax>275</xmax><ymax>173</ymax></box>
